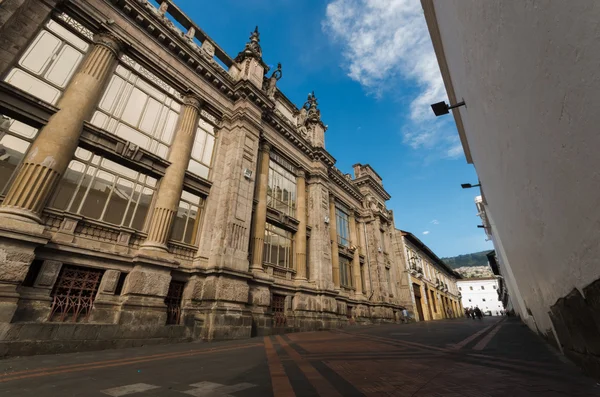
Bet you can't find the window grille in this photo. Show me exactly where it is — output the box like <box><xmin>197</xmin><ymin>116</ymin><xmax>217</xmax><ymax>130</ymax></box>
<box><xmin>48</xmin><ymin>265</ymin><xmax>103</xmax><ymax>322</ymax></box>
<box><xmin>165</xmin><ymin>280</ymin><xmax>185</xmax><ymax>325</ymax></box>
<box><xmin>272</xmin><ymin>294</ymin><xmax>286</xmax><ymax>327</ymax></box>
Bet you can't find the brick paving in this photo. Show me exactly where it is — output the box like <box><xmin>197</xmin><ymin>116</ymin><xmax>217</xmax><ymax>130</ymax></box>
<box><xmin>0</xmin><ymin>317</ymin><xmax>597</xmax><ymax>396</ymax></box>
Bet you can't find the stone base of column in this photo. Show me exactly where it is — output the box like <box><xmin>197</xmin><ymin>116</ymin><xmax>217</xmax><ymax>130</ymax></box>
<box><xmin>195</xmin><ymin>303</ymin><xmax>253</xmax><ymax>340</ymax></box>
<box><xmin>139</xmin><ymin>240</ymin><xmax>170</xmax><ymax>253</ymax></box>
<box><xmin>0</xmin><ymin>208</ymin><xmax>42</xmax><ymax>224</ymax></box>
<box><xmin>0</xmin><ymin>219</ymin><xmax>50</xmax><ymax>323</ymax></box>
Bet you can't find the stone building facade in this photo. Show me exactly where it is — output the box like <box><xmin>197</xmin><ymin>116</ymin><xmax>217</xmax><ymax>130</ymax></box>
<box><xmin>393</xmin><ymin>230</ymin><xmax>462</xmax><ymax>322</ymax></box>
<box><xmin>0</xmin><ymin>0</ymin><xmax>410</xmax><ymax>355</ymax></box>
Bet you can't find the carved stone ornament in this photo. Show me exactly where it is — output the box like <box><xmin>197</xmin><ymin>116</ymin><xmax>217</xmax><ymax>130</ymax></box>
<box><xmin>303</xmin><ymin>91</ymin><xmax>321</xmax><ymax>123</ymax></box>
<box><xmin>185</xmin><ymin>27</ymin><xmax>195</xmax><ymax>40</ymax></box>
<box><xmin>201</xmin><ymin>40</ymin><xmax>216</xmax><ymax>57</ymax></box>
<box><xmin>183</xmin><ymin>95</ymin><xmax>202</xmax><ymax>111</ymax></box>
<box><xmin>93</xmin><ymin>32</ymin><xmax>122</xmax><ymax>56</ymax></box>
<box><xmin>235</xmin><ymin>26</ymin><xmax>263</xmax><ymax>62</ymax></box>
<box><xmin>263</xmin><ymin>62</ymin><xmax>282</xmax><ymax>99</ymax></box>
<box><xmin>158</xmin><ymin>1</ymin><xmax>168</xmax><ymax>16</ymax></box>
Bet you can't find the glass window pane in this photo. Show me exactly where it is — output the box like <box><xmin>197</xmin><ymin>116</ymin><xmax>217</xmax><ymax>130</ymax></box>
<box><xmin>5</xmin><ymin>69</ymin><xmax>61</xmax><ymax>104</ymax></box>
<box><xmin>48</xmin><ymin>160</ymin><xmax>85</xmax><ymax>210</ymax></box>
<box><xmin>183</xmin><ymin>206</ymin><xmax>198</xmax><ymax>244</ymax></box>
<box><xmin>80</xmin><ymin>170</ymin><xmax>114</xmax><ymax>219</ymax></box>
<box><xmin>0</xmin><ymin>134</ymin><xmax>30</xmax><ymax>193</ymax></box>
<box><xmin>18</xmin><ymin>30</ymin><xmax>61</xmax><ymax>75</ymax></box>
<box><xmin>103</xmin><ymin>178</ymin><xmax>133</xmax><ymax>225</ymax></box>
<box><xmin>201</xmin><ymin>134</ymin><xmax>215</xmax><ymax>165</ymax></box>
<box><xmin>139</xmin><ymin>98</ymin><xmax>161</xmax><ymax>134</ymax></box>
<box><xmin>187</xmin><ymin>160</ymin><xmax>209</xmax><ymax>179</ymax></box>
<box><xmin>191</xmin><ymin>129</ymin><xmax>207</xmax><ymax>160</ymax></box>
<box><xmin>45</xmin><ymin>44</ymin><xmax>83</xmax><ymax>88</ymax></box>
<box><xmin>181</xmin><ymin>190</ymin><xmax>201</xmax><ymax>206</ymax></box>
<box><xmin>99</xmin><ymin>76</ymin><xmax>126</xmax><ymax>113</ymax></box>
<box><xmin>161</xmin><ymin>110</ymin><xmax>178</xmax><ymax>145</ymax></box>
<box><xmin>114</xmin><ymin>123</ymin><xmax>150</xmax><ymax>150</ymax></box>
<box><xmin>121</xmin><ymin>87</ymin><xmax>147</xmax><ymax>126</ymax></box>
<box><xmin>170</xmin><ymin>201</ymin><xmax>188</xmax><ymax>242</ymax></box>
<box><xmin>8</xmin><ymin>119</ymin><xmax>38</xmax><ymax>139</ymax></box>
<box><xmin>131</xmin><ymin>187</ymin><xmax>153</xmax><ymax>230</ymax></box>
<box><xmin>46</xmin><ymin>20</ymin><xmax>88</xmax><ymax>52</ymax></box>
<box><xmin>136</xmin><ymin>78</ymin><xmax>166</xmax><ymax>102</ymax></box>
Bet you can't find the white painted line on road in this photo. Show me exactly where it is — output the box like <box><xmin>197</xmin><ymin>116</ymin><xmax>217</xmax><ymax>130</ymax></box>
<box><xmin>473</xmin><ymin>321</ymin><xmax>504</xmax><ymax>351</ymax></box>
<box><xmin>184</xmin><ymin>381</ymin><xmax>257</xmax><ymax>396</ymax></box>
<box><xmin>101</xmin><ymin>383</ymin><xmax>160</xmax><ymax>396</ymax></box>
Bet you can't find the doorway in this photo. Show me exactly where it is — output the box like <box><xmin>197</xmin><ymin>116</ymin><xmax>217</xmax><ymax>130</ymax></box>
<box><xmin>412</xmin><ymin>283</ymin><xmax>425</xmax><ymax>321</ymax></box>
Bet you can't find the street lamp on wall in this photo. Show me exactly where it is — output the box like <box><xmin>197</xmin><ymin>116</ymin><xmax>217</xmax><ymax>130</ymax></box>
<box><xmin>430</xmin><ymin>100</ymin><xmax>466</xmax><ymax>116</ymax></box>
<box><xmin>461</xmin><ymin>183</ymin><xmax>481</xmax><ymax>189</ymax></box>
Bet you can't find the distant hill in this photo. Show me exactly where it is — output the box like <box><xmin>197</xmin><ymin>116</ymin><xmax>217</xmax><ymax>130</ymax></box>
<box><xmin>442</xmin><ymin>250</ymin><xmax>490</xmax><ymax>269</ymax></box>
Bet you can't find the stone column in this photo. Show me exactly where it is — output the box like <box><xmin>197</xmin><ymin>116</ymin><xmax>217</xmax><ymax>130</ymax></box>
<box><xmin>348</xmin><ymin>211</ymin><xmax>362</xmax><ymax>294</ymax></box>
<box><xmin>329</xmin><ymin>195</ymin><xmax>340</xmax><ymax>289</ymax></box>
<box><xmin>0</xmin><ymin>32</ymin><xmax>122</xmax><ymax>222</ymax></box>
<box><xmin>250</xmin><ymin>141</ymin><xmax>271</xmax><ymax>271</ymax></box>
<box><xmin>141</xmin><ymin>96</ymin><xmax>201</xmax><ymax>251</ymax></box>
<box><xmin>295</xmin><ymin>169</ymin><xmax>307</xmax><ymax>280</ymax></box>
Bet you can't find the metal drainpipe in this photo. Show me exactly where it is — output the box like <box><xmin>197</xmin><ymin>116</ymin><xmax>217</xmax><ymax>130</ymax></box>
<box><xmin>363</xmin><ymin>221</ymin><xmax>375</xmax><ymax>300</ymax></box>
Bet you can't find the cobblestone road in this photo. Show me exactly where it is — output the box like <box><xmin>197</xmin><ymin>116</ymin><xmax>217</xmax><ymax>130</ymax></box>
<box><xmin>0</xmin><ymin>317</ymin><xmax>597</xmax><ymax>396</ymax></box>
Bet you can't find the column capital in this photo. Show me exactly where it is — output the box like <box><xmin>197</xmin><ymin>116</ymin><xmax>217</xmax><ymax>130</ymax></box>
<box><xmin>259</xmin><ymin>140</ymin><xmax>272</xmax><ymax>153</ymax></box>
<box><xmin>329</xmin><ymin>193</ymin><xmax>336</xmax><ymax>204</ymax></box>
<box><xmin>93</xmin><ymin>31</ymin><xmax>123</xmax><ymax>56</ymax></box>
<box><xmin>183</xmin><ymin>95</ymin><xmax>203</xmax><ymax>112</ymax></box>
<box><xmin>296</xmin><ymin>168</ymin><xmax>306</xmax><ymax>178</ymax></box>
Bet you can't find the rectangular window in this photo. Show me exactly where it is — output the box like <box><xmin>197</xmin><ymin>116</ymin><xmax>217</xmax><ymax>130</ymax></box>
<box><xmin>1</xmin><ymin>16</ymin><xmax>91</xmax><ymax>194</ymax></box>
<box><xmin>266</xmin><ymin>159</ymin><xmax>296</xmax><ymax>217</ymax></box>
<box><xmin>48</xmin><ymin>148</ymin><xmax>156</xmax><ymax>230</ymax></box>
<box><xmin>431</xmin><ymin>290</ymin><xmax>437</xmax><ymax>312</ymax></box>
<box><xmin>49</xmin><ymin>265</ymin><xmax>103</xmax><ymax>323</ymax></box>
<box><xmin>188</xmin><ymin>119</ymin><xmax>216</xmax><ymax>179</ymax></box>
<box><xmin>339</xmin><ymin>256</ymin><xmax>353</xmax><ymax>288</ymax></box>
<box><xmin>4</xmin><ymin>18</ymin><xmax>90</xmax><ymax>106</ymax></box>
<box><xmin>91</xmin><ymin>61</ymin><xmax>181</xmax><ymax>160</ymax></box>
<box><xmin>272</xmin><ymin>294</ymin><xmax>286</xmax><ymax>327</ymax></box>
<box><xmin>335</xmin><ymin>207</ymin><xmax>350</xmax><ymax>247</ymax></box>
<box><xmin>263</xmin><ymin>223</ymin><xmax>294</xmax><ymax>269</ymax></box>
<box><xmin>170</xmin><ymin>191</ymin><xmax>203</xmax><ymax>245</ymax></box>
<box><xmin>380</xmin><ymin>229</ymin><xmax>386</xmax><ymax>252</ymax></box>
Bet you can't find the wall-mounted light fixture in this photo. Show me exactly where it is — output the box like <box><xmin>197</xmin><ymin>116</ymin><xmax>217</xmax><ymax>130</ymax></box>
<box><xmin>461</xmin><ymin>183</ymin><xmax>481</xmax><ymax>189</ymax></box>
<box><xmin>324</xmin><ymin>216</ymin><xmax>330</xmax><ymax>224</ymax></box>
<box><xmin>243</xmin><ymin>168</ymin><xmax>253</xmax><ymax>180</ymax></box>
<box><xmin>431</xmin><ymin>100</ymin><xmax>466</xmax><ymax>116</ymax></box>
<box><xmin>477</xmin><ymin>225</ymin><xmax>485</xmax><ymax>228</ymax></box>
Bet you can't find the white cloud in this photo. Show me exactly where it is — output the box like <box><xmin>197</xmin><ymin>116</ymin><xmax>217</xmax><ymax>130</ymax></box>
<box><xmin>422</xmin><ymin>231</ymin><xmax>430</xmax><ymax>235</ymax></box>
<box><xmin>430</xmin><ymin>219</ymin><xmax>439</xmax><ymax>225</ymax></box>
<box><xmin>323</xmin><ymin>0</ymin><xmax>461</xmax><ymax>158</ymax></box>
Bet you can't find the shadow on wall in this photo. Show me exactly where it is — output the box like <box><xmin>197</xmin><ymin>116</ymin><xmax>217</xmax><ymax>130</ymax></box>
<box><xmin>549</xmin><ymin>278</ymin><xmax>600</xmax><ymax>380</ymax></box>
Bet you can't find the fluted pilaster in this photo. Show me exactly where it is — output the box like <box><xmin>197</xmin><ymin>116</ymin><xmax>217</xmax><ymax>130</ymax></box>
<box><xmin>329</xmin><ymin>195</ymin><xmax>340</xmax><ymax>289</ymax></box>
<box><xmin>250</xmin><ymin>141</ymin><xmax>271</xmax><ymax>271</ymax></box>
<box><xmin>295</xmin><ymin>169</ymin><xmax>307</xmax><ymax>280</ymax></box>
<box><xmin>141</xmin><ymin>96</ymin><xmax>201</xmax><ymax>251</ymax></box>
<box><xmin>0</xmin><ymin>32</ymin><xmax>122</xmax><ymax>222</ymax></box>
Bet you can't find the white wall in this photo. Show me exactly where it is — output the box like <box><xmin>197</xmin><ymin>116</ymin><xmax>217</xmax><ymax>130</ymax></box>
<box><xmin>432</xmin><ymin>0</ymin><xmax>600</xmax><ymax>336</ymax></box>
<box><xmin>458</xmin><ymin>279</ymin><xmax>504</xmax><ymax>316</ymax></box>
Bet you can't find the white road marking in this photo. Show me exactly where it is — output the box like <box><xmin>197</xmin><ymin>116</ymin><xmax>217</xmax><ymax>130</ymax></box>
<box><xmin>101</xmin><ymin>383</ymin><xmax>160</xmax><ymax>396</ymax></box>
<box><xmin>183</xmin><ymin>381</ymin><xmax>257</xmax><ymax>396</ymax></box>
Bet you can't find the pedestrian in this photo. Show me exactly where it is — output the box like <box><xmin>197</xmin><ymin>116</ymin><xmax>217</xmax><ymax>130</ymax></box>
<box><xmin>470</xmin><ymin>308</ymin><xmax>476</xmax><ymax>320</ymax></box>
<box><xmin>474</xmin><ymin>306</ymin><xmax>483</xmax><ymax>319</ymax></box>
<box><xmin>402</xmin><ymin>309</ymin><xmax>408</xmax><ymax>324</ymax></box>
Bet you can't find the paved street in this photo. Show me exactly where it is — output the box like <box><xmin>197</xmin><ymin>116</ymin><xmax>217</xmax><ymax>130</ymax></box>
<box><xmin>0</xmin><ymin>317</ymin><xmax>597</xmax><ymax>396</ymax></box>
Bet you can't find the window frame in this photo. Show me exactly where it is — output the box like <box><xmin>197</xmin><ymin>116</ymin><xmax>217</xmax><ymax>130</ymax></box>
<box><xmin>266</xmin><ymin>158</ymin><xmax>297</xmax><ymax>218</ymax></box>
<box><xmin>339</xmin><ymin>256</ymin><xmax>353</xmax><ymax>288</ymax></box>
<box><xmin>263</xmin><ymin>222</ymin><xmax>295</xmax><ymax>270</ymax></box>
<box><xmin>169</xmin><ymin>190</ymin><xmax>204</xmax><ymax>245</ymax></box>
<box><xmin>335</xmin><ymin>206</ymin><xmax>350</xmax><ymax>247</ymax></box>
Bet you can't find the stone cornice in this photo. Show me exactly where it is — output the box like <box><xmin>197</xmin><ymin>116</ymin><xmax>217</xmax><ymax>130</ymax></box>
<box><xmin>328</xmin><ymin>168</ymin><xmax>363</xmax><ymax>201</ymax></box>
<box><xmin>311</xmin><ymin>147</ymin><xmax>335</xmax><ymax>168</ymax></box>
<box><xmin>105</xmin><ymin>0</ymin><xmax>236</xmax><ymax>101</ymax></box>
<box><xmin>262</xmin><ymin>109</ymin><xmax>313</xmax><ymax>157</ymax></box>
<box><xmin>352</xmin><ymin>175</ymin><xmax>392</xmax><ymax>201</ymax></box>
<box><xmin>0</xmin><ymin>82</ymin><xmax>58</xmax><ymax>128</ymax></box>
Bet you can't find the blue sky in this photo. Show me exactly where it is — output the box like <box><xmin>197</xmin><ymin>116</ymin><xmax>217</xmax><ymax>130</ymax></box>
<box><xmin>169</xmin><ymin>0</ymin><xmax>492</xmax><ymax>257</ymax></box>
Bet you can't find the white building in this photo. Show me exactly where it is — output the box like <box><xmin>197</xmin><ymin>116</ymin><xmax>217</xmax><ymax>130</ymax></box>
<box><xmin>422</xmin><ymin>0</ymin><xmax>600</xmax><ymax>379</ymax></box>
<box><xmin>457</xmin><ymin>278</ymin><xmax>503</xmax><ymax>316</ymax></box>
